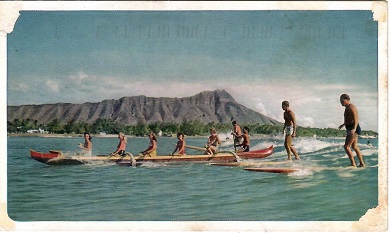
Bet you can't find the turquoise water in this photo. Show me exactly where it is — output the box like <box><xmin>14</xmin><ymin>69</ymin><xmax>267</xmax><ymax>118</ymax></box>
<box><xmin>7</xmin><ymin>135</ymin><xmax>378</xmax><ymax>221</ymax></box>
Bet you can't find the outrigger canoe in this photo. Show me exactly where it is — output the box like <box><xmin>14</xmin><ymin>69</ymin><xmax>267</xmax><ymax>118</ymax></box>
<box><xmin>30</xmin><ymin>145</ymin><xmax>273</xmax><ymax>166</ymax></box>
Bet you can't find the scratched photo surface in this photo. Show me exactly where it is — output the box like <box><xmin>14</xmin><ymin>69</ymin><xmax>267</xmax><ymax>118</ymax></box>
<box><xmin>3</xmin><ymin>3</ymin><xmax>386</xmax><ymax>232</ymax></box>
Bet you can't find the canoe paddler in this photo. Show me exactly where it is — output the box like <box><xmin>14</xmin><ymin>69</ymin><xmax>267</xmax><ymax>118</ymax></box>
<box><xmin>172</xmin><ymin>132</ymin><xmax>186</xmax><ymax>156</ymax></box>
<box><xmin>111</xmin><ymin>132</ymin><xmax>127</xmax><ymax>157</ymax></box>
<box><xmin>78</xmin><ymin>132</ymin><xmax>92</xmax><ymax>156</ymax></box>
<box><xmin>205</xmin><ymin>128</ymin><xmax>221</xmax><ymax>155</ymax></box>
<box><xmin>236</xmin><ymin>126</ymin><xmax>250</xmax><ymax>152</ymax></box>
<box><xmin>141</xmin><ymin>132</ymin><xmax>157</xmax><ymax>157</ymax></box>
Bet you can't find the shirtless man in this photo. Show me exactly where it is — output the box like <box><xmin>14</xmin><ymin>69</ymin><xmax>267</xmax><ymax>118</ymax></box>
<box><xmin>231</xmin><ymin>120</ymin><xmax>243</xmax><ymax>151</ymax></box>
<box><xmin>237</xmin><ymin>126</ymin><xmax>250</xmax><ymax>152</ymax></box>
<box><xmin>205</xmin><ymin>128</ymin><xmax>221</xmax><ymax>155</ymax></box>
<box><xmin>338</xmin><ymin>94</ymin><xmax>366</xmax><ymax>167</ymax></box>
<box><xmin>282</xmin><ymin>101</ymin><xmax>300</xmax><ymax>160</ymax></box>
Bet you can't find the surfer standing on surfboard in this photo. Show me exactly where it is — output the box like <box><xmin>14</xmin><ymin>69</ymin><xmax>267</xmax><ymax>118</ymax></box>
<box><xmin>338</xmin><ymin>94</ymin><xmax>366</xmax><ymax>167</ymax></box>
<box><xmin>282</xmin><ymin>101</ymin><xmax>300</xmax><ymax>161</ymax></box>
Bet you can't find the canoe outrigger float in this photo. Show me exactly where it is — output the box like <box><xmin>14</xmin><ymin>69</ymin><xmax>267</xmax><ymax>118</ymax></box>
<box><xmin>30</xmin><ymin>145</ymin><xmax>274</xmax><ymax>166</ymax></box>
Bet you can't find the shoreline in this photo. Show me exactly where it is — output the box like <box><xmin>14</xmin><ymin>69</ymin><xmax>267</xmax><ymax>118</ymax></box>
<box><xmin>6</xmin><ymin>132</ymin><xmax>363</xmax><ymax>140</ymax></box>
<box><xmin>6</xmin><ymin>132</ymin><xmax>209</xmax><ymax>139</ymax></box>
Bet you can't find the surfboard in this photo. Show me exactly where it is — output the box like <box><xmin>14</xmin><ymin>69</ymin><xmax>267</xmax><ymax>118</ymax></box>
<box><xmin>244</xmin><ymin>167</ymin><xmax>298</xmax><ymax>174</ymax></box>
<box><xmin>211</xmin><ymin>162</ymin><xmax>242</xmax><ymax>167</ymax></box>
<box><xmin>210</xmin><ymin>161</ymin><xmax>260</xmax><ymax>167</ymax></box>
<box><xmin>211</xmin><ymin>160</ymin><xmax>291</xmax><ymax>167</ymax></box>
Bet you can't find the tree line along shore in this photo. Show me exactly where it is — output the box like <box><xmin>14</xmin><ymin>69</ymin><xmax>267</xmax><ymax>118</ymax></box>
<box><xmin>7</xmin><ymin>118</ymin><xmax>378</xmax><ymax>138</ymax></box>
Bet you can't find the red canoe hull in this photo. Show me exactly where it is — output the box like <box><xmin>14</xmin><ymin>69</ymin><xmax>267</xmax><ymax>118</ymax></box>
<box><xmin>30</xmin><ymin>149</ymin><xmax>85</xmax><ymax>165</ymax></box>
<box><xmin>30</xmin><ymin>149</ymin><xmax>58</xmax><ymax>163</ymax></box>
<box><xmin>236</xmin><ymin>145</ymin><xmax>274</xmax><ymax>159</ymax></box>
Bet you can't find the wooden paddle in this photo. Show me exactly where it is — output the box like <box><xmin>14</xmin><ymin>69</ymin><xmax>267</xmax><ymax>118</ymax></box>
<box><xmin>185</xmin><ymin>145</ymin><xmax>207</xmax><ymax>152</ymax></box>
<box><xmin>232</xmin><ymin>134</ymin><xmax>238</xmax><ymax>152</ymax></box>
<box><xmin>186</xmin><ymin>145</ymin><xmax>242</xmax><ymax>162</ymax></box>
<box><xmin>231</xmin><ymin>132</ymin><xmax>243</xmax><ymax>152</ymax></box>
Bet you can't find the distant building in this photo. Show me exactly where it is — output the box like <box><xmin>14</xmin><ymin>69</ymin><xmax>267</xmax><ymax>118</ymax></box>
<box><xmin>27</xmin><ymin>128</ymin><xmax>46</xmax><ymax>134</ymax></box>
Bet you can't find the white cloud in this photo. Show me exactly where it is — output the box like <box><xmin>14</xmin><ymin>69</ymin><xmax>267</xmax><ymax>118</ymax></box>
<box><xmin>255</xmin><ymin>102</ymin><xmax>274</xmax><ymax>118</ymax></box>
<box><xmin>217</xmin><ymin>81</ymin><xmax>378</xmax><ymax>131</ymax></box>
<box><xmin>60</xmin><ymin>73</ymin><xmax>217</xmax><ymax>103</ymax></box>
<box><xmin>9</xmin><ymin>83</ymin><xmax>30</xmax><ymax>92</ymax></box>
<box><xmin>295</xmin><ymin>114</ymin><xmax>315</xmax><ymax>127</ymax></box>
<box><xmin>68</xmin><ymin>72</ymin><xmax>89</xmax><ymax>85</ymax></box>
<box><xmin>313</xmin><ymin>84</ymin><xmax>359</xmax><ymax>92</ymax></box>
<box><xmin>15</xmin><ymin>71</ymin><xmax>377</xmax><ymax>131</ymax></box>
<box><xmin>45</xmin><ymin>80</ymin><xmax>60</xmax><ymax>93</ymax></box>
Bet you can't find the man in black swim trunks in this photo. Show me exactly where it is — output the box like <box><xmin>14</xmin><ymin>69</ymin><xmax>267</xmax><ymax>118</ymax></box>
<box><xmin>338</xmin><ymin>94</ymin><xmax>366</xmax><ymax>167</ymax></box>
<box><xmin>237</xmin><ymin>126</ymin><xmax>250</xmax><ymax>152</ymax></box>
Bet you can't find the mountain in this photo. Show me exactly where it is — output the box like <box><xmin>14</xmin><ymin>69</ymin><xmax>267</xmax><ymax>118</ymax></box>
<box><xmin>7</xmin><ymin>90</ymin><xmax>281</xmax><ymax>126</ymax></box>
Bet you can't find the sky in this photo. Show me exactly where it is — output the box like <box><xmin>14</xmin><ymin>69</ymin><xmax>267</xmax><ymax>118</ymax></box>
<box><xmin>7</xmin><ymin>10</ymin><xmax>379</xmax><ymax>131</ymax></box>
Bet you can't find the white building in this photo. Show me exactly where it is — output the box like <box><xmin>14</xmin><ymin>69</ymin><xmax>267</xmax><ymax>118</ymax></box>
<box><xmin>27</xmin><ymin>128</ymin><xmax>46</xmax><ymax>134</ymax></box>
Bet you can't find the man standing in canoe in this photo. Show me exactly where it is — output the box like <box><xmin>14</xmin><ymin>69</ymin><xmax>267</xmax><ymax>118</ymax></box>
<box><xmin>282</xmin><ymin>101</ymin><xmax>300</xmax><ymax>160</ymax></box>
<box><xmin>231</xmin><ymin>120</ymin><xmax>243</xmax><ymax>151</ymax></box>
<box><xmin>338</xmin><ymin>94</ymin><xmax>366</xmax><ymax>167</ymax></box>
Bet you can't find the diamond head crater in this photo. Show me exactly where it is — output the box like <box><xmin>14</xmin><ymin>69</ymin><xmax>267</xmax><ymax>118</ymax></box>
<box><xmin>7</xmin><ymin>90</ymin><xmax>376</xmax><ymax>137</ymax></box>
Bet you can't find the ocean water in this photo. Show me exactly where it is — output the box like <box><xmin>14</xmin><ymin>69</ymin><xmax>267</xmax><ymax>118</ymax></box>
<box><xmin>7</xmin><ymin>135</ymin><xmax>378</xmax><ymax>222</ymax></box>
